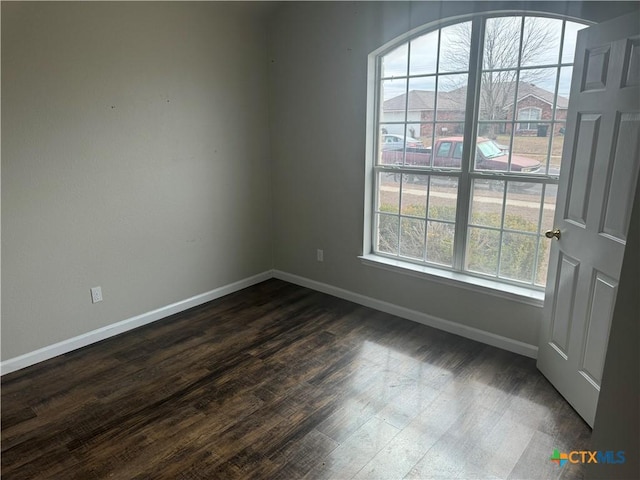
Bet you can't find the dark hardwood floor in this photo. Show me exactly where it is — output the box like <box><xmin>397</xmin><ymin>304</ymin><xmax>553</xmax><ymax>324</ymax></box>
<box><xmin>2</xmin><ymin>279</ymin><xmax>590</xmax><ymax>479</ymax></box>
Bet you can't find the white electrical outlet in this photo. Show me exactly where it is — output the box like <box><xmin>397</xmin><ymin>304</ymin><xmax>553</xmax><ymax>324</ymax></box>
<box><xmin>317</xmin><ymin>249</ymin><xmax>324</xmax><ymax>262</ymax></box>
<box><xmin>90</xmin><ymin>286</ymin><xmax>103</xmax><ymax>303</ymax></box>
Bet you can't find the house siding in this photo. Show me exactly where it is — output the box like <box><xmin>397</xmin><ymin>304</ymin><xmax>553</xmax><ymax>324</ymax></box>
<box><xmin>419</xmin><ymin>110</ymin><xmax>465</xmax><ymax>138</ymax></box>
<box><xmin>506</xmin><ymin>96</ymin><xmax>568</xmax><ymax>135</ymax></box>
<box><xmin>415</xmin><ymin>97</ymin><xmax>567</xmax><ymax>142</ymax></box>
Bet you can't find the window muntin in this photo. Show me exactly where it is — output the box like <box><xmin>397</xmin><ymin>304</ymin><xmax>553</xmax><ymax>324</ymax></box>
<box><xmin>372</xmin><ymin>15</ymin><xmax>588</xmax><ymax>288</ymax></box>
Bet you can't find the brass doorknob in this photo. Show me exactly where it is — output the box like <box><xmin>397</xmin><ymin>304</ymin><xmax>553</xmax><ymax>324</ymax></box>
<box><xmin>545</xmin><ymin>228</ymin><xmax>561</xmax><ymax>240</ymax></box>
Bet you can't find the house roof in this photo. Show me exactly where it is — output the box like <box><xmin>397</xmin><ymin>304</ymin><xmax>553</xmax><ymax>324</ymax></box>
<box><xmin>503</xmin><ymin>82</ymin><xmax>569</xmax><ymax>109</ymax></box>
<box><xmin>383</xmin><ymin>90</ymin><xmax>464</xmax><ymax>112</ymax></box>
<box><xmin>383</xmin><ymin>81</ymin><xmax>569</xmax><ymax>112</ymax></box>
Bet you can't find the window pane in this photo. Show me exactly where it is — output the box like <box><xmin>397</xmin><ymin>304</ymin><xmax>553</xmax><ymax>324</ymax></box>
<box><xmin>414</xmin><ymin>123</ymin><xmax>435</xmax><ymax>153</ymax></box>
<box><xmin>479</xmin><ymin>71</ymin><xmax>518</xmax><ymax>121</ymax></box>
<box><xmin>377</xmin><ymin>214</ymin><xmax>399</xmax><ymax>254</ymax></box>
<box><xmin>437</xmin><ymin>74</ymin><xmax>467</xmax><ymax>121</ymax></box>
<box><xmin>555</xmin><ymin>66</ymin><xmax>572</xmax><ymax>119</ymax></box>
<box><xmin>379</xmin><ymin>126</ymin><xmax>408</xmax><ymax>165</ymax></box>
<box><xmin>410</xmin><ymin>30</ymin><xmax>439</xmax><ymax>76</ymax></box>
<box><xmin>519</xmin><ymin>67</ymin><xmax>558</xmax><ymax>102</ymax></box>
<box><xmin>439</xmin><ymin>21</ymin><xmax>472</xmax><ymax>73</ymax></box>
<box><xmin>562</xmin><ymin>21</ymin><xmax>588</xmax><ymax>64</ymax></box>
<box><xmin>521</xmin><ymin>17</ymin><xmax>562</xmax><ymax>67</ymax></box>
<box><xmin>540</xmin><ymin>184</ymin><xmax>558</xmax><ymax>235</ymax></box>
<box><xmin>434</xmin><ymin>122</ymin><xmax>464</xmax><ymax>141</ymax></box>
<box><xmin>400</xmin><ymin>218</ymin><xmax>426</xmax><ymax>259</ymax></box>
<box><xmin>379</xmin><ymin>134</ymin><xmax>429</xmax><ymax>166</ymax></box>
<box><xmin>466</xmin><ymin>227</ymin><xmax>500</xmax><ymax>275</ymax></box>
<box><xmin>511</xmin><ymin>131</ymin><xmax>548</xmax><ymax>174</ymax></box>
<box><xmin>483</xmin><ymin>17</ymin><xmax>522</xmax><ymax>70</ymax></box>
<box><xmin>535</xmin><ymin>236</ymin><xmax>551</xmax><ymax>286</ymax></box>
<box><xmin>408</xmin><ymin>77</ymin><xmax>437</xmax><ymax>98</ymax></box>
<box><xmin>470</xmin><ymin>179</ymin><xmax>504</xmax><ymax>227</ymax></box>
<box><xmin>381</xmin><ymin>149</ymin><xmax>405</xmax><ymax>166</ymax></box>
<box><xmin>379</xmin><ymin>139</ymin><xmax>403</xmax><ymax>166</ymax></box>
<box><xmin>401</xmin><ymin>174</ymin><xmax>428</xmax><ymax>216</ymax></box>
<box><xmin>477</xmin><ymin>121</ymin><xmax>508</xmax><ymax>140</ymax></box>
<box><xmin>551</xmin><ymin>126</ymin><xmax>566</xmax><ymax>166</ymax></box>
<box><xmin>382</xmin><ymin>44</ymin><xmax>408</xmax><ymax>78</ymax></box>
<box><xmin>380</xmin><ymin>78</ymin><xmax>407</xmax><ymax>123</ymax></box>
<box><xmin>428</xmin><ymin>176</ymin><xmax>458</xmax><ymax>221</ymax></box>
<box><xmin>499</xmin><ymin>232</ymin><xmax>537</xmax><ymax>282</ymax></box>
<box><xmin>426</xmin><ymin>221</ymin><xmax>455</xmax><ymax>266</ymax></box>
<box><xmin>377</xmin><ymin>172</ymin><xmax>400</xmax><ymax>213</ymax></box>
<box><xmin>379</xmin><ymin>124</ymin><xmax>404</xmax><ymax>139</ymax></box>
<box><xmin>431</xmin><ymin>127</ymin><xmax>465</xmax><ymax>169</ymax></box>
<box><xmin>504</xmin><ymin>182</ymin><xmax>542</xmax><ymax>233</ymax></box>
<box><xmin>422</xmin><ymin>123</ymin><xmax>436</xmax><ymax>152</ymax></box>
<box><xmin>407</xmin><ymin>77</ymin><xmax>436</xmax><ymax>124</ymax></box>
<box><xmin>475</xmin><ymin>132</ymin><xmax>511</xmax><ymax>172</ymax></box>
<box><xmin>403</xmin><ymin>135</ymin><xmax>432</xmax><ymax>168</ymax></box>
<box><xmin>548</xmin><ymin>127</ymin><xmax>565</xmax><ymax>173</ymax></box>
<box><xmin>436</xmin><ymin>141</ymin><xmax>452</xmax><ymax>158</ymax></box>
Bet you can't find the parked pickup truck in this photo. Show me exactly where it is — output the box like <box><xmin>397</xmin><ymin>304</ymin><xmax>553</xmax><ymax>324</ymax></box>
<box><xmin>381</xmin><ymin>136</ymin><xmax>541</xmax><ymax>174</ymax></box>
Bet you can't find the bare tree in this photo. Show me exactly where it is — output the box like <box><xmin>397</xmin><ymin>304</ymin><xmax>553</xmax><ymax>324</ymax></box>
<box><xmin>441</xmin><ymin>17</ymin><xmax>558</xmax><ymax>136</ymax></box>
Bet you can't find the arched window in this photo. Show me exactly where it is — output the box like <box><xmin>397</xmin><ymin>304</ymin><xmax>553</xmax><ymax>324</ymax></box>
<box><xmin>368</xmin><ymin>14</ymin><xmax>588</xmax><ymax>289</ymax></box>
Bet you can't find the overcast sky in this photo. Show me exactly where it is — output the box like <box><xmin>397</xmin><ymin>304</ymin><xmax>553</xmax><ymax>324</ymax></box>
<box><xmin>381</xmin><ymin>18</ymin><xmax>587</xmax><ymax>102</ymax></box>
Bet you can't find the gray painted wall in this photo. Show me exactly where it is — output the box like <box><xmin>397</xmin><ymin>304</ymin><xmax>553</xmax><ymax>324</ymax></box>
<box><xmin>2</xmin><ymin>1</ymin><xmax>638</xmax><ymax>467</ymax></box>
<box><xmin>2</xmin><ymin>0</ymin><xmax>637</xmax><ymax>364</ymax></box>
<box><xmin>267</xmin><ymin>1</ymin><xmax>638</xmax><ymax>347</ymax></box>
<box><xmin>2</xmin><ymin>2</ymin><xmax>273</xmax><ymax>360</ymax></box>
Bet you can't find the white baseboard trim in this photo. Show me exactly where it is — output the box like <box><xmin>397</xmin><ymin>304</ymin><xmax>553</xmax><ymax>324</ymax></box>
<box><xmin>1</xmin><ymin>270</ymin><xmax>274</xmax><ymax>376</ymax></box>
<box><xmin>1</xmin><ymin>268</ymin><xmax>537</xmax><ymax>375</ymax></box>
<box><xmin>273</xmin><ymin>270</ymin><xmax>538</xmax><ymax>359</ymax></box>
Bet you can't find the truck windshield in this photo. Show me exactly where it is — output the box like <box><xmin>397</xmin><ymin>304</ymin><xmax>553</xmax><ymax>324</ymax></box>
<box><xmin>477</xmin><ymin>140</ymin><xmax>503</xmax><ymax>158</ymax></box>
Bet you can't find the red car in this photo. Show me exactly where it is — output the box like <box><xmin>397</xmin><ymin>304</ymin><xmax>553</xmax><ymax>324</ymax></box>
<box><xmin>382</xmin><ymin>136</ymin><xmax>541</xmax><ymax>173</ymax></box>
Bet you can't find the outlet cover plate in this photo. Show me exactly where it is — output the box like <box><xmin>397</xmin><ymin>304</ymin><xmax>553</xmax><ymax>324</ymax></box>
<box><xmin>90</xmin><ymin>286</ymin><xmax>103</xmax><ymax>303</ymax></box>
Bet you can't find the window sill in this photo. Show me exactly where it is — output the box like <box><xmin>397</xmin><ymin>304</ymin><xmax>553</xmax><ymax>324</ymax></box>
<box><xmin>359</xmin><ymin>254</ymin><xmax>545</xmax><ymax>307</ymax></box>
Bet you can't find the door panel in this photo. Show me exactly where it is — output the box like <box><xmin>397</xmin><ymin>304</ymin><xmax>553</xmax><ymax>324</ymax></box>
<box><xmin>622</xmin><ymin>38</ymin><xmax>640</xmax><ymax>87</ymax></box>
<box><xmin>566</xmin><ymin>114</ymin><xmax>600</xmax><ymax>225</ymax></box>
<box><xmin>549</xmin><ymin>254</ymin><xmax>579</xmax><ymax>356</ymax></box>
<box><xmin>601</xmin><ymin>113</ymin><xmax>640</xmax><ymax>240</ymax></box>
<box><xmin>537</xmin><ymin>13</ymin><xmax>640</xmax><ymax>427</ymax></box>
<box><xmin>581</xmin><ymin>272</ymin><xmax>617</xmax><ymax>384</ymax></box>
<box><xmin>582</xmin><ymin>46</ymin><xmax>610</xmax><ymax>91</ymax></box>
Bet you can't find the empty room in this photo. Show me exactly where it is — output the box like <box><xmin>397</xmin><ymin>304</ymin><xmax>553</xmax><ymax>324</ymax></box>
<box><xmin>2</xmin><ymin>1</ymin><xmax>639</xmax><ymax>479</ymax></box>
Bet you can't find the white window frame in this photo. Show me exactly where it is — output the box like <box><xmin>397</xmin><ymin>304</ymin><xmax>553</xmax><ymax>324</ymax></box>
<box><xmin>362</xmin><ymin>13</ymin><xmax>591</xmax><ymax>299</ymax></box>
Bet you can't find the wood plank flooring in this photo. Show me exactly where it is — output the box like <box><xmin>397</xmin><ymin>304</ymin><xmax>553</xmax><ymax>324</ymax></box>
<box><xmin>1</xmin><ymin>279</ymin><xmax>591</xmax><ymax>479</ymax></box>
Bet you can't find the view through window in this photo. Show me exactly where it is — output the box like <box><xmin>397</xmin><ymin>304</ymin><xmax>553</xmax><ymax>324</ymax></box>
<box><xmin>373</xmin><ymin>15</ymin><xmax>586</xmax><ymax>288</ymax></box>
<box><xmin>373</xmin><ymin>15</ymin><xmax>588</xmax><ymax>288</ymax></box>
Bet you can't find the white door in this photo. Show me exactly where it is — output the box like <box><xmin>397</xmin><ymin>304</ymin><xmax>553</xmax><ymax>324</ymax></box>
<box><xmin>537</xmin><ymin>12</ymin><xmax>640</xmax><ymax>427</ymax></box>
